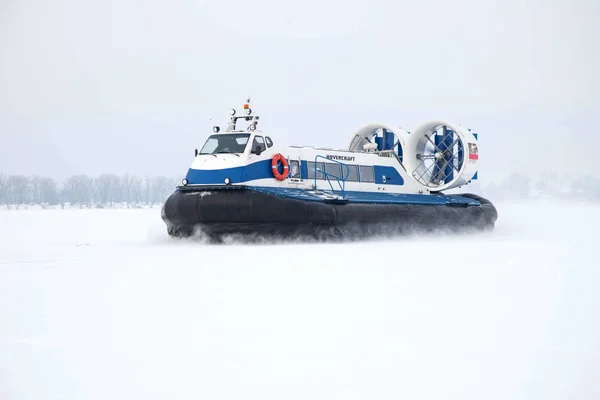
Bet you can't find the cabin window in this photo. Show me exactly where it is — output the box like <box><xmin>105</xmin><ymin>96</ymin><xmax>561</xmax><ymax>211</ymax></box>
<box><xmin>200</xmin><ymin>138</ymin><xmax>219</xmax><ymax>154</ymax></box>
<box><xmin>290</xmin><ymin>160</ymin><xmax>300</xmax><ymax>178</ymax></box>
<box><xmin>307</xmin><ymin>161</ymin><xmax>324</xmax><ymax>180</ymax></box>
<box><xmin>251</xmin><ymin>136</ymin><xmax>266</xmax><ymax>153</ymax></box>
<box><xmin>359</xmin><ymin>165</ymin><xmax>374</xmax><ymax>183</ymax></box>
<box><xmin>199</xmin><ymin>133</ymin><xmax>250</xmax><ymax>155</ymax></box>
<box><xmin>265</xmin><ymin>136</ymin><xmax>273</xmax><ymax>148</ymax></box>
<box><xmin>345</xmin><ymin>164</ymin><xmax>359</xmax><ymax>182</ymax></box>
<box><xmin>324</xmin><ymin>162</ymin><xmax>342</xmax><ymax>179</ymax></box>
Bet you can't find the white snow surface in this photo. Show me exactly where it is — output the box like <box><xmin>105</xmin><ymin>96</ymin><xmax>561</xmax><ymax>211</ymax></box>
<box><xmin>1</xmin><ymin>202</ymin><xmax>599</xmax><ymax>400</ymax></box>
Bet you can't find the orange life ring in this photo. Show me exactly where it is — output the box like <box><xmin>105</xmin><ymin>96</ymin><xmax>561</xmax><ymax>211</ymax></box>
<box><xmin>271</xmin><ymin>153</ymin><xmax>289</xmax><ymax>181</ymax></box>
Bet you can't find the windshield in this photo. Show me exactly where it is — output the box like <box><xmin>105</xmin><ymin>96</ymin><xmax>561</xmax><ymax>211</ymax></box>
<box><xmin>199</xmin><ymin>133</ymin><xmax>250</xmax><ymax>155</ymax></box>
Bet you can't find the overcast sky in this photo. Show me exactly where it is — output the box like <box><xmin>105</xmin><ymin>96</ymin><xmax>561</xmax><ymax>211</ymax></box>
<box><xmin>1</xmin><ymin>0</ymin><xmax>599</xmax><ymax>182</ymax></box>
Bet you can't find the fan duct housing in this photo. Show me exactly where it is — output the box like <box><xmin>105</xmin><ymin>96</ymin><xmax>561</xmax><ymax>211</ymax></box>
<box><xmin>404</xmin><ymin>120</ymin><xmax>479</xmax><ymax>191</ymax></box>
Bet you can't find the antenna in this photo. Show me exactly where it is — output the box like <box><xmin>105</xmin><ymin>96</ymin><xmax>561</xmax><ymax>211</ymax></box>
<box><xmin>225</xmin><ymin>97</ymin><xmax>259</xmax><ymax>132</ymax></box>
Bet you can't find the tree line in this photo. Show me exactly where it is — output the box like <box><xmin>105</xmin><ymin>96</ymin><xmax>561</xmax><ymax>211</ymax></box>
<box><xmin>480</xmin><ymin>172</ymin><xmax>600</xmax><ymax>202</ymax></box>
<box><xmin>1</xmin><ymin>171</ymin><xmax>598</xmax><ymax>209</ymax></box>
<box><xmin>0</xmin><ymin>173</ymin><xmax>181</xmax><ymax>208</ymax></box>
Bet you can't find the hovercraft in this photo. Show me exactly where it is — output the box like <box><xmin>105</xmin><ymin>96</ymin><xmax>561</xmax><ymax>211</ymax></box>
<box><xmin>161</xmin><ymin>99</ymin><xmax>497</xmax><ymax>242</ymax></box>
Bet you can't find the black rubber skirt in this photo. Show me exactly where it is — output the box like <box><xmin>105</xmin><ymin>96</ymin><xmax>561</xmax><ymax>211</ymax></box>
<box><xmin>161</xmin><ymin>188</ymin><xmax>498</xmax><ymax>242</ymax></box>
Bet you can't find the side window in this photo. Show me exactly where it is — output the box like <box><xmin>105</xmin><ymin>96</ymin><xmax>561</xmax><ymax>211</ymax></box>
<box><xmin>265</xmin><ymin>136</ymin><xmax>273</xmax><ymax>148</ymax></box>
<box><xmin>359</xmin><ymin>165</ymin><xmax>374</xmax><ymax>183</ymax></box>
<box><xmin>325</xmin><ymin>162</ymin><xmax>341</xmax><ymax>178</ymax></box>
<box><xmin>290</xmin><ymin>160</ymin><xmax>300</xmax><ymax>178</ymax></box>
<box><xmin>345</xmin><ymin>165</ymin><xmax>359</xmax><ymax>182</ymax></box>
<box><xmin>307</xmin><ymin>161</ymin><xmax>324</xmax><ymax>180</ymax></box>
<box><xmin>251</xmin><ymin>136</ymin><xmax>266</xmax><ymax>153</ymax></box>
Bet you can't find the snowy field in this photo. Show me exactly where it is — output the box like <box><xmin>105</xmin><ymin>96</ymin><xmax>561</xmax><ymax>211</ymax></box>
<box><xmin>1</xmin><ymin>202</ymin><xmax>599</xmax><ymax>400</ymax></box>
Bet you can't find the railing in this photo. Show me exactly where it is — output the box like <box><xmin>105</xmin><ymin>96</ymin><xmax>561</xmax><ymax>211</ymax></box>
<box><xmin>313</xmin><ymin>155</ymin><xmax>350</xmax><ymax>197</ymax></box>
<box><xmin>376</xmin><ymin>150</ymin><xmax>407</xmax><ymax>172</ymax></box>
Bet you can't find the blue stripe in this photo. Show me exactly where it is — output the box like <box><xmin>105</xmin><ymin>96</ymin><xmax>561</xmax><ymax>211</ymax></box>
<box><xmin>300</xmin><ymin>160</ymin><xmax>309</xmax><ymax>180</ymax></box>
<box><xmin>250</xmin><ymin>186</ymin><xmax>479</xmax><ymax>206</ymax></box>
<box><xmin>186</xmin><ymin>159</ymin><xmax>405</xmax><ymax>186</ymax></box>
<box><xmin>374</xmin><ymin>166</ymin><xmax>404</xmax><ymax>185</ymax></box>
<box><xmin>242</xmin><ymin>159</ymin><xmax>272</xmax><ymax>181</ymax></box>
<box><xmin>185</xmin><ymin>160</ymin><xmax>272</xmax><ymax>185</ymax></box>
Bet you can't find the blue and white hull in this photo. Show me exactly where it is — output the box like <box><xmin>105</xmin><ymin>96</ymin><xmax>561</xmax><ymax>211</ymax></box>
<box><xmin>161</xmin><ymin>100</ymin><xmax>498</xmax><ymax>242</ymax></box>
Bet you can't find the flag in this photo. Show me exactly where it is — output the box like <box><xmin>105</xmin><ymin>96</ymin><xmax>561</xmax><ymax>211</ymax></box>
<box><xmin>468</xmin><ymin>143</ymin><xmax>479</xmax><ymax>160</ymax></box>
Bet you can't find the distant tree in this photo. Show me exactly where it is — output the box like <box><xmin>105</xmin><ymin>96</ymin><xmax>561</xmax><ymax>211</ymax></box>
<box><xmin>0</xmin><ymin>173</ymin><xmax>7</xmax><ymax>207</ymax></box>
<box><xmin>592</xmin><ymin>178</ymin><xmax>600</xmax><ymax>203</ymax></box>
<box><xmin>139</xmin><ymin>176</ymin><xmax>149</xmax><ymax>205</ymax></box>
<box><xmin>502</xmin><ymin>172</ymin><xmax>531</xmax><ymax>199</ymax></box>
<box><xmin>64</xmin><ymin>175</ymin><xmax>93</xmax><ymax>207</ymax></box>
<box><xmin>569</xmin><ymin>175</ymin><xmax>600</xmax><ymax>201</ymax></box>
<box><xmin>30</xmin><ymin>175</ymin><xmax>42</xmax><ymax>204</ymax></box>
<box><xmin>480</xmin><ymin>182</ymin><xmax>503</xmax><ymax>201</ymax></box>
<box><xmin>533</xmin><ymin>172</ymin><xmax>548</xmax><ymax>195</ymax></box>
<box><xmin>0</xmin><ymin>173</ymin><xmax>188</xmax><ymax>208</ymax></box>
<box><xmin>95</xmin><ymin>173</ymin><xmax>120</xmax><ymax>207</ymax></box>
<box><xmin>40</xmin><ymin>177</ymin><xmax>59</xmax><ymax>206</ymax></box>
<box><xmin>8</xmin><ymin>175</ymin><xmax>30</xmax><ymax>207</ymax></box>
<box><xmin>129</xmin><ymin>175</ymin><xmax>142</xmax><ymax>206</ymax></box>
<box><xmin>119</xmin><ymin>174</ymin><xmax>136</xmax><ymax>207</ymax></box>
<box><xmin>150</xmin><ymin>176</ymin><xmax>168</xmax><ymax>204</ymax></box>
<box><xmin>150</xmin><ymin>176</ymin><xmax>180</xmax><ymax>204</ymax></box>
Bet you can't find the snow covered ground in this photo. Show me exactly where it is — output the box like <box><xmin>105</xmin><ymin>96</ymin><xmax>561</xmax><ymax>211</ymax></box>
<box><xmin>1</xmin><ymin>202</ymin><xmax>599</xmax><ymax>400</ymax></box>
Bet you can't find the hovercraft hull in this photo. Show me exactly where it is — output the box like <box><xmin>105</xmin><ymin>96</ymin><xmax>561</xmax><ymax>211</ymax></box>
<box><xmin>161</xmin><ymin>186</ymin><xmax>498</xmax><ymax>242</ymax></box>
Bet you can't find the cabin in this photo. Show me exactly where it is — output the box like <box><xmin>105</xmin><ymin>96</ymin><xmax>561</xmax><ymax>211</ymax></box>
<box><xmin>182</xmin><ymin>101</ymin><xmax>478</xmax><ymax>199</ymax></box>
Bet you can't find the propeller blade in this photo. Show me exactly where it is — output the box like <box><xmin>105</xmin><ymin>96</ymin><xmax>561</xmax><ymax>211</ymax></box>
<box><xmin>424</xmin><ymin>134</ymin><xmax>444</xmax><ymax>154</ymax></box>
<box><xmin>435</xmin><ymin>158</ymin><xmax>449</xmax><ymax>184</ymax></box>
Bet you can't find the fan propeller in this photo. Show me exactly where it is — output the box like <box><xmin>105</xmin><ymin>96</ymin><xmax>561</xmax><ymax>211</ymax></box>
<box><xmin>346</xmin><ymin>123</ymin><xmax>409</xmax><ymax>157</ymax></box>
<box><xmin>405</xmin><ymin>120</ymin><xmax>479</xmax><ymax>191</ymax></box>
